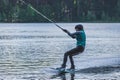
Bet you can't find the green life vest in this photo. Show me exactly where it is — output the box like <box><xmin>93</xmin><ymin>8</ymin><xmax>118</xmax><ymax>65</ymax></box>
<box><xmin>75</xmin><ymin>30</ymin><xmax>86</xmax><ymax>47</ymax></box>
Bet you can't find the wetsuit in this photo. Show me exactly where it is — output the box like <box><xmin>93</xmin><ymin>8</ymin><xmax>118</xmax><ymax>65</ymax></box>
<box><xmin>62</xmin><ymin>30</ymin><xmax>86</xmax><ymax>69</ymax></box>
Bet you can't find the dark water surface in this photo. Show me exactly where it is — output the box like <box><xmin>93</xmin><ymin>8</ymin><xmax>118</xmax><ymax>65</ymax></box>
<box><xmin>0</xmin><ymin>23</ymin><xmax>120</xmax><ymax>80</ymax></box>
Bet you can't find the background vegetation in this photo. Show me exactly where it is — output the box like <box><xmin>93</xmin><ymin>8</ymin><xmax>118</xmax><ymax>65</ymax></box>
<box><xmin>0</xmin><ymin>0</ymin><xmax>120</xmax><ymax>22</ymax></box>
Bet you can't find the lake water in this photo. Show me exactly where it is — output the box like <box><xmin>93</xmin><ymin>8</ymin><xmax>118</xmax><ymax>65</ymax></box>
<box><xmin>0</xmin><ymin>23</ymin><xmax>120</xmax><ymax>80</ymax></box>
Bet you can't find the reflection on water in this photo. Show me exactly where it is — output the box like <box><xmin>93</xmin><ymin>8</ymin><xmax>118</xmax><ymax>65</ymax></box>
<box><xmin>51</xmin><ymin>73</ymin><xmax>75</xmax><ymax>80</ymax></box>
<box><xmin>0</xmin><ymin>23</ymin><xmax>120</xmax><ymax>80</ymax></box>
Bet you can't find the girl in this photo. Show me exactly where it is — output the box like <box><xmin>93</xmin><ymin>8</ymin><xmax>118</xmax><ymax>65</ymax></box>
<box><xmin>58</xmin><ymin>24</ymin><xmax>86</xmax><ymax>71</ymax></box>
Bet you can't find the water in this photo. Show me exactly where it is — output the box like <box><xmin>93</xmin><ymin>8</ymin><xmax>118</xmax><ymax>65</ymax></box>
<box><xmin>0</xmin><ymin>23</ymin><xmax>120</xmax><ymax>80</ymax></box>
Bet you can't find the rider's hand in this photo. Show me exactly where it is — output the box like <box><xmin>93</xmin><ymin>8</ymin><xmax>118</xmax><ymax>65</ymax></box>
<box><xmin>63</xmin><ymin>29</ymin><xmax>68</xmax><ymax>33</ymax></box>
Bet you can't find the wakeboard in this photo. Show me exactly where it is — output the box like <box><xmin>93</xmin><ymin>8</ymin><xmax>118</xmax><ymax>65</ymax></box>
<box><xmin>51</xmin><ymin>68</ymin><xmax>77</xmax><ymax>73</ymax></box>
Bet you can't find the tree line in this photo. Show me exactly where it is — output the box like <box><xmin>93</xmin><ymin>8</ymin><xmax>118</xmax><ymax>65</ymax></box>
<box><xmin>0</xmin><ymin>0</ymin><xmax>120</xmax><ymax>22</ymax></box>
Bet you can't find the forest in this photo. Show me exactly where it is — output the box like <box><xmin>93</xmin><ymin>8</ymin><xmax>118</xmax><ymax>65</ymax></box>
<box><xmin>0</xmin><ymin>0</ymin><xmax>120</xmax><ymax>22</ymax></box>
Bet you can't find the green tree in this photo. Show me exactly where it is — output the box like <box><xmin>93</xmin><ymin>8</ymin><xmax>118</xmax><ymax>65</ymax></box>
<box><xmin>0</xmin><ymin>0</ymin><xmax>120</xmax><ymax>22</ymax></box>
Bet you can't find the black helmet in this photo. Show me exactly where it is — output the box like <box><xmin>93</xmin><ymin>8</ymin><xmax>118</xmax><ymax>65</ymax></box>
<box><xmin>75</xmin><ymin>24</ymin><xmax>83</xmax><ymax>30</ymax></box>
